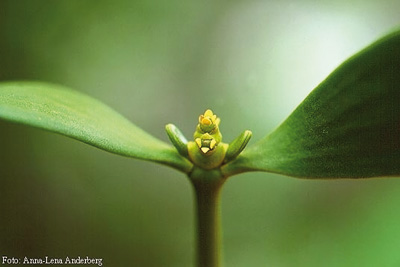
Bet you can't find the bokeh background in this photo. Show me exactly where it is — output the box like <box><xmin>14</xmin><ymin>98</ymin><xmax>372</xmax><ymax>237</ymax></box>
<box><xmin>1</xmin><ymin>0</ymin><xmax>400</xmax><ymax>266</ymax></box>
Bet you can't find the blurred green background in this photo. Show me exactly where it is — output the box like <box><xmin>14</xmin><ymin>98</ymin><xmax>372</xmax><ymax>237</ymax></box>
<box><xmin>1</xmin><ymin>0</ymin><xmax>400</xmax><ymax>266</ymax></box>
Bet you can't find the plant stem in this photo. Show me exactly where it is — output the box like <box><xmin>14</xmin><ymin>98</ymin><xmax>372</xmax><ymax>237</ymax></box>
<box><xmin>191</xmin><ymin>171</ymin><xmax>224</xmax><ymax>267</ymax></box>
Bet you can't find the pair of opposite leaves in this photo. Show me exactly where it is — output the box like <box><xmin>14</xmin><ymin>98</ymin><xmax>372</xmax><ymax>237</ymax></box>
<box><xmin>0</xmin><ymin>29</ymin><xmax>399</xmax><ymax>179</ymax></box>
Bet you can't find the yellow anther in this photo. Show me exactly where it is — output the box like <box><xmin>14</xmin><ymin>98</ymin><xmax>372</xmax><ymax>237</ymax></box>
<box><xmin>210</xmin><ymin>139</ymin><xmax>216</xmax><ymax>149</ymax></box>
<box><xmin>204</xmin><ymin>109</ymin><xmax>214</xmax><ymax>117</ymax></box>
<box><xmin>195</xmin><ymin>138</ymin><xmax>202</xmax><ymax>148</ymax></box>
<box><xmin>199</xmin><ymin>109</ymin><xmax>218</xmax><ymax>126</ymax></box>
<box><xmin>201</xmin><ymin>117</ymin><xmax>212</xmax><ymax>125</ymax></box>
<box><xmin>201</xmin><ymin>147</ymin><xmax>210</xmax><ymax>153</ymax></box>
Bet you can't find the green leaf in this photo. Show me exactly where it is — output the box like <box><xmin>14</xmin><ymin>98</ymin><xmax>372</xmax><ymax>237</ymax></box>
<box><xmin>223</xmin><ymin>29</ymin><xmax>400</xmax><ymax>178</ymax></box>
<box><xmin>0</xmin><ymin>81</ymin><xmax>192</xmax><ymax>173</ymax></box>
<box><xmin>224</xmin><ymin>130</ymin><xmax>252</xmax><ymax>163</ymax></box>
<box><xmin>165</xmin><ymin>123</ymin><xmax>189</xmax><ymax>158</ymax></box>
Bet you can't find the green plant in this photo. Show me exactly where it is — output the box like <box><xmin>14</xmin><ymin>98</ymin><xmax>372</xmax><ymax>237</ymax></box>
<box><xmin>1</xmin><ymin>29</ymin><xmax>399</xmax><ymax>267</ymax></box>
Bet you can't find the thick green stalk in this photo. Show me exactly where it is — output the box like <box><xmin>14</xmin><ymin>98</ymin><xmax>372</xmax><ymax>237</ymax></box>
<box><xmin>190</xmin><ymin>168</ymin><xmax>225</xmax><ymax>267</ymax></box>
<box><xmin>169</xmin><ymin>109</ymin><xmax>250</xmax><ymax>267</ymax></box>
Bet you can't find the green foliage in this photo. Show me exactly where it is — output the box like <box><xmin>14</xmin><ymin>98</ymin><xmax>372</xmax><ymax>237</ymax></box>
<box><xmin>165</xmin><ymin>123</ymin><xmax>189</xmax><ymax>157</ymax></box>
<box><xmin>0</xmin><ymin>81</ymin><xmax>192</xmax><ymax>172</ymax></box>
<box><xmin>1</xmin><ymin>30</ymin><xmax>400</xmax><ymax>179</ymax></box>
<box><xmin>1</xmin><ymin>24</ymin><xmax>400</xmax><ymax>267</ymax></box>
<box><xmin>223</xmin><ymin>29</ymin><xmax>400</xmax><ymax>178</ymax></box>
<box><xmin>225</xmin><ymin>130</ymin><xmax>252</xmax><ymax>163</ymax></box>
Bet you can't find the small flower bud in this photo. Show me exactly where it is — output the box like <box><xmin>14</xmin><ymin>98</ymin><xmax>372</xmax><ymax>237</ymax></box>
<box><xmin>188</xmin><ymin>109</ymin><xmax>227</xmax><ymax>169</ymax></box>
<box><xmin>167</xmin><ymin>109</ymin><xmax>251</xmax><ymax>171</ymax></box>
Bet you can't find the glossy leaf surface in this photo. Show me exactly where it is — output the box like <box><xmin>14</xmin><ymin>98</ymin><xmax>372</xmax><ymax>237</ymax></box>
<box><xmin>0</xmin><ymin>82</ymin><xmax>192</xmax><ymax>172</ymax></box>
<box><xmin>223</xmin><ymin>29</ymin><xmax>400</xmax><ymax>178</ymax></box>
